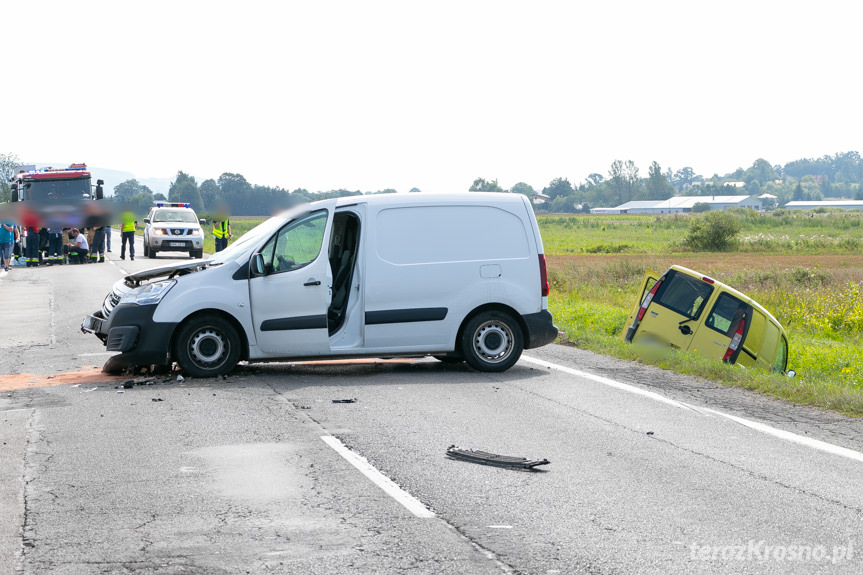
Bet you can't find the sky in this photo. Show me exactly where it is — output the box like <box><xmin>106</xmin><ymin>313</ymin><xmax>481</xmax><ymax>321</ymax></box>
<box><xmin>7</xmin><ymin>0</ymin><xmax>862</xmax><ymax>194</ymax></box>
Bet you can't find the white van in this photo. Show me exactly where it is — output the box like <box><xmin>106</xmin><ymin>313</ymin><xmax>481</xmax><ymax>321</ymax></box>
<box><xmin>82</xmin><ymin>193</ymin><xmax>558</xmax><ymax>377</ymax></box>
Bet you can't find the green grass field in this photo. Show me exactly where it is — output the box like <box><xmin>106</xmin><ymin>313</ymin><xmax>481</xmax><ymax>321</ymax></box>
<box><xmin>540</xmin><ymin>211</ymin><xmax>863</xmax><ymax>416</ymax></box>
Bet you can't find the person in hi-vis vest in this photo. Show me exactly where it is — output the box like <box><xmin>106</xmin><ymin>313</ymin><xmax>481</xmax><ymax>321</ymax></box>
<box><xmin>212</xmin><ymin>218</ymin><xmax>232</xmax><ymax>252</ymax></box>
<box><xmin>120</xmin><ymin>210</ymin><xmax>137</xmax><ymax>260</ymax></box>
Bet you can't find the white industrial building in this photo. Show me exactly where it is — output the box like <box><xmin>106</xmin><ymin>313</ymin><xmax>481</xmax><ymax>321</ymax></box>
<box><xmin>591</xmin><ymin>195</ymin><xmax>762</xmax><ymax>215</ymax></box>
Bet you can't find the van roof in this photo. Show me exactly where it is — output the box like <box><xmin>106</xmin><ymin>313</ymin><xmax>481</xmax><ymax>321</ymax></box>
<box><xmin>331</xmin><ymin>192</ymin><xmax>532</xmax><ymax>209</ymax></box>
<box><xmin>668</xmin><ymin>265</ymin><xmax>784</xmax><ymax>327</ymax></box>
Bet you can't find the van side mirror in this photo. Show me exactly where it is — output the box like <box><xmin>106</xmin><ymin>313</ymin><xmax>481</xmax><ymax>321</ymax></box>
<box><xmin>252</xmin><ymin>253</ymin><xmax>267</xmax><ymax>276</ymax></box>
<box><xmin>95</xmin><ymin>179</ymin><xmax>104</xmax><ymax>200</ymax></box>
<box><xmin>199</xmin><ymin>219</ymin><xmax>207</xmax><ymax>225</ymax></box>
<box><xmin>143</xmin><ymin>217</ymin><xmax>151</xmax><ymax>224</ymax></box>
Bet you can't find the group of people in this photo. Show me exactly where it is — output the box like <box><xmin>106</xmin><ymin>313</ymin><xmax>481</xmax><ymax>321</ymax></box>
<box><xmin>2</xmin><ymin>223</ymin><xmax>111</xmax><ymax>267</ymax></box>
<box><xmin>1</xmin><ymin>212</ymin><xmax>232</xmax><ymax>271</ymax></box>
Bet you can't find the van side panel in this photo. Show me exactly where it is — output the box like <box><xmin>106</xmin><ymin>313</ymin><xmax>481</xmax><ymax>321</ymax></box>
<box><xmin>364</xmin><ymin>203</ymin><xmax>541</xmax><ymax>351</ymax></box>
<box><xmin>376</xmin><ymin>206</ymin><xmax>531</xmax><ymax>264</ymax></box>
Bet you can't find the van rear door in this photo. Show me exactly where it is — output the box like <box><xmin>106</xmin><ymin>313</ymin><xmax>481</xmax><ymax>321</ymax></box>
<box><xmin>623</xmin><ymin>269</ymin><xmax>661</xmax><ymax>340</ymax></box>
<box><xmin>687</xmin><ymin>291</ymin><xmax>751</xmax><ymax>363</ymax></box>
<box><xmin>626</xmin><ymin>268</ymin><xmax>714</xmax><ymax>351</ymax></box>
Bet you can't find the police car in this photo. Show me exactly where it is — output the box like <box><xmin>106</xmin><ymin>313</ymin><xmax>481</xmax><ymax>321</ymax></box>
<box><xmin>142</xmin><ymin>202</ymin><xmax>206</xmax><ymax>259</ymax></box>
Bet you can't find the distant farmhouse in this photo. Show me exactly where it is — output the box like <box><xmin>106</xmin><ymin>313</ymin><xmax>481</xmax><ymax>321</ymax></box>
<box><xmin>591</xmin><ymin>195</ymin><xmax>761</xmax><ymax>215</ymax></box>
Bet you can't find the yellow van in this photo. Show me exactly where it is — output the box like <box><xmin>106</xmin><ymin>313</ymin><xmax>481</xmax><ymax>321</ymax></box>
<box><xmin>623</xmin><ymin>265</ymin><xmax>789</xmax><ymax>373</ymax></box>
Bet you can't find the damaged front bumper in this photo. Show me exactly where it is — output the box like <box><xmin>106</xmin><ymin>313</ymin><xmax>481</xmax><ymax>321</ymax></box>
<box><xmin>82</xmin><ymin>302</ymin><xmax>177</xmax><ymax>370</ymax></box>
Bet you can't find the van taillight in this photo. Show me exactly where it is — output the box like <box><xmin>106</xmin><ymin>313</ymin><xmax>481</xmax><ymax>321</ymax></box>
<box><xmin>539</xmin><ymin>254</ymin><xmax>549</xmax><ymax>297</ymax></box>
<box><xmin>636</xmin><ymin>279</ymin><xmax>662</xmax><ymax>321</ymax></box>
<box><xmin>723</xmin><ymin>318</ymin><xmax>746</xmax><ymax>362</ymax></box>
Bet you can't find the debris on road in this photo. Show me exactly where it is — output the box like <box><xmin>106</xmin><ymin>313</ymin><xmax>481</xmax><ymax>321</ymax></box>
<box><xmin>446</xmin><ymin>445</ymin><xmax>550</xmax><ymax>470</ymax></box>
<box><xmin>332</xmin><ymin>398</ymin><xmax>358</xmax><ymax>403</ymax></box>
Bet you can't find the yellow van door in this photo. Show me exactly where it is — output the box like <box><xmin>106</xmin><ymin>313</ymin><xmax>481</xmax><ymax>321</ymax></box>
<box><xmin>623</xmin><ymin>269</ymin><xmax>660</xmax><ymax>339</ymax></box>
<box><xmin>626</xmin><ymin>268</ymin><xmax>715</xmax><ymax>351</ymax></box>
<box><xmin>688</xmin><ymin>292</ymin><xmax>750</xmax><ymax>363</ymax></box>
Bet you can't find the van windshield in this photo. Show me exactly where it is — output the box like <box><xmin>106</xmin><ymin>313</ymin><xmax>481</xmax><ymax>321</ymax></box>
<box><xmin>654</xmin><ymin>271</ymin><xmax>713</xmax><ymax>319</ymax></box>
<box><xmin>207</xmin><ymin>205</ymin><xmax>310</xmax><ymax>266</ymax></box>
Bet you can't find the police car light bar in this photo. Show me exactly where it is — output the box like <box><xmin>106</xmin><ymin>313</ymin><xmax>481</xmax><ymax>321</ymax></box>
<box><xmin>155</xmin><ymin>202</ymin><xmax>191</xmax><ymax>208</ymax></box>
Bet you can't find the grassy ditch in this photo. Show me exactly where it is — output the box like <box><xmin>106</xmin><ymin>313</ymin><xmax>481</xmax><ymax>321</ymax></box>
<box><xmin>542</xmin><ymin>211</ymin><xmax>863</xmax><ymax>416</ymax></box>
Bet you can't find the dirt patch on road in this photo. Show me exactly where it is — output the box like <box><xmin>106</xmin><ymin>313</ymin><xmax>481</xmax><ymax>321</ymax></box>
<box><xmin>0</xmin><ymin>368</ymin><xmax>127</xmax><ymax>392</ymax></box>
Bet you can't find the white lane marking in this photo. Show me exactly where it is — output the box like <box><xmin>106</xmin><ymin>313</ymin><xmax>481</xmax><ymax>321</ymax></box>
<box><xmin>520</xmin><ymin>355</ymin><xmax>699</xmax><ymax>412</ymax></box>
<box><xmin>520</xmin><ymin>355</ymin><xmax>863</xmax><ymax>465</ymax></box>
<box><xmin>321</xmin><ymin>435</ymin><xmax>435</xmax><ymax>518</ymax></box>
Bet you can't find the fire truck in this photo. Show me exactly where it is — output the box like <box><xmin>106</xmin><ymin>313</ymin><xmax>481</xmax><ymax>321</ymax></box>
<box><xmin>10</xmin><ymin>163</ymin><xmax>103</xmax><ymax>203</ymax></box>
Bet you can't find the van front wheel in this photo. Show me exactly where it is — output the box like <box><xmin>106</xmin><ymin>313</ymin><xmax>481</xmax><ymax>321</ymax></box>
<box><xmin>461</xmin><ymin>311</ymin><xmax>523</xmax><ymax>372</ymax></box>
<box><xmin>174</xmin><ymin>314</ymin><xmax>241</xmax><ymax>378</ymax></box>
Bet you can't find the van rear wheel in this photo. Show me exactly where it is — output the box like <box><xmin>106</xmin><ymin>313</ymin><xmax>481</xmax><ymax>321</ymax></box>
<box><xmin>174</xmin><ymin>314</ymin><xmax>241</xmax><ymax>378</ymax></box>
<box><xmin>460</xmin><ymin>311</ymin><xmax>523</xmax><ymax>372</ymax></box>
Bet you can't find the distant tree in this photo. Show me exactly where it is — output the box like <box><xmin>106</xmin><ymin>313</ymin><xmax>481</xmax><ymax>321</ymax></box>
<box><xmin>510</xmin><ymin>182</ymin><xmax>535</xmax><ymax>197</ymax></box>
<box><xmin>549</xmin><ymin>195</ymin><xmax>578</xmax><ymax>213</ymax></box>
<box><xmin>199</xmin><ymin>179</ymin><xmax>221</xmax><ymax>210</ymax></box>
<box><xmin>746</xmin><ymin>180</ymin><xmax>761</xmax><ymax>195</ymax></box>
<box><xmin>408</xmin><ymin>187</ymin><xmax>422</xmax><ymax>193</ymax></box>
<box><xmin>542</xmin><ymin>177</ymin><xmax>574</xmax><ymax>200</ymax></box>
<box><xmin>672</xmin><ymin>167</ymin><xmax>697</xmax><ymax>190</ymax></box>
<box><xmin>644</xmin><ymin>161</ymin><xmax>675</xmax><ymax>200</ymax></box>
<box><xmin>0</xmin><ymin>152</ymin><xmax>20</xmax><ymax>202</ymax></box>
<box><xmin>792</xmin><ymin>182</ymin><xmax>804</xmax><ymax>201</ymax></box>
<box><xmin>743</xmin><ymin>158</ymin><xmax>777</xmax><ymax>185</ymax></box>
<box><xmin>113</xmin><ymin>179</ymin><xmax>155</xmax><ymax>214</ymax></box>
<box><xmin>608</xmin><ymin>160</ymin><xmax>640</xmax><ymax>205</ymax></box>
<box><xmin>169</xmin><ymin>171</ymin><xmax>204</xmax><ymax>212</ymax></box>
<box><xmin>691</xmin><ymin>202</ymin><xmax>712</xmax><ymax>213</ymax></box>
<box><xmin>469</xmin><ymin>178</ymin><xmax>505</xmax><ymax>192</ymax></box>
<box><xmin>218</xmin><ymin>173</ymin><xmax>253</xmax><ymax>214</ymax></box>
<box><xmin>113</xmin><ymin>179</ymin><xmax>153</xmax><ymax>206</ymax></box>
<box><xmin>586</xmin><ymin>173</ymin><xmax>604</xmax><ymax>187</ymax></box>
<box><xmin>799</xmin><ymin>175</ymin><xmax>824</xmax><ymax>201</ymax></box>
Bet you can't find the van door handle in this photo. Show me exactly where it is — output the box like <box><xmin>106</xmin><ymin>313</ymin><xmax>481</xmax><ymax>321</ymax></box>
<box><xmin>679</xmin><ymin>324</ymin><xmax>693</xmax><ymax>335</ymax></box>
<box><xmin>304</xmin><ymin>279</ymin><xmax>321</xmax><ymax>286</ymax></box>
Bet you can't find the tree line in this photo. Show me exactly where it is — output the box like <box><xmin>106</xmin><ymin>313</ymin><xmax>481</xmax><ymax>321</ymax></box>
<box><xmin>474</xmin><ymin>152</ymin><xmax>863</xmax><ymax>213</ymax></box>
<box><xmin>4</xmin><ymin>151</ymin><xmax>862</xmax><ymax>214</ymax></box>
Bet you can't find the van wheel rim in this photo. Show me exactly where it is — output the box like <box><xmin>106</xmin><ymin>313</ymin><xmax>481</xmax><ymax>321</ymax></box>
<box><xmin>190</xmin><ymin>329</ymin><xmax>226</xmax><ymax>365</ymax></box>
<box><xmin>473</xmin><ymin>321</ymin><xmax>513</xmax><ymax>363</ymax></box>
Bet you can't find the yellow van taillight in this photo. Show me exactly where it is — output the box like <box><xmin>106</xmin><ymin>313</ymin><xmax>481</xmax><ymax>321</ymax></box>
<box><xmin>539</xmin><ymin>254</ymin><xmax>549</xmax><ymax>297</ymax></box>
<box><xmin>723</xmin><ymin>318</ymin><xmax>746</xmax><ymax>362</ymax></box>
<box><xmin>637</xmin><ymin>280</ymin><xmax>662</xmax><ymax>321</ymax></box>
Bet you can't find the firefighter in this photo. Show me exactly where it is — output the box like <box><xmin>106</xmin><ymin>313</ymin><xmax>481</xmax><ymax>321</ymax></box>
<box><xmin>46</xmin><ymin>225</ymin><xmax>64</xmax><ymax>265</ymax></box>
<box><xmin>90</xmin><ymin>225</ymin><xmax>106</xmax><ymax>263</ymax></box>
<box><xmin>21</xmin><ymin>208</ymin><xmax>41</xmax><ymax>267</ymax></box>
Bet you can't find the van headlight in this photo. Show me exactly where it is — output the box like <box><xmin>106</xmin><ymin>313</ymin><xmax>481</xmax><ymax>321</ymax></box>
<box><xmin>124</xmin><ymin>280</ymin><xmax>176</xmax><ymax>306</ymax></box>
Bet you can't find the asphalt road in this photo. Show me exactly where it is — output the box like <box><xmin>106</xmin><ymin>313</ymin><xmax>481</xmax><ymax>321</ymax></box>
<box><xmin>1</xmin><ymin>239</ymin><xmax>862</xmax><ymax>574</ymax></box>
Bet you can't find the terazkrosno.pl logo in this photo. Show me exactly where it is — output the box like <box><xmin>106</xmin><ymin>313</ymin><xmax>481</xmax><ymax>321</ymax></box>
<box><xmin>690</xmin><ymin>540</ymin><xmax>855</xmax><ymax>564</ymax></box>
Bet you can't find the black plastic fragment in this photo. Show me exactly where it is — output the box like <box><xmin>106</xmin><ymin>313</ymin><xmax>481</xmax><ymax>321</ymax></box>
<box><xmin>446</xmin><ymin>445</ymin><xmax>550</xmax><ymax>470</ymax></box>
<box><xmin>332</xmin><ymin>398</ymin><xmax>358</xmax><ymax>403</ymax></box>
